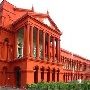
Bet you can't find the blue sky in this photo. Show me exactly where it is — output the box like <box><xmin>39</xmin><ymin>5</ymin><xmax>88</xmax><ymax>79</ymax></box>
<box><xmin>1</xmin><ymin>0</ymin><xmax>90</xmax><ymax>59</ymax></box>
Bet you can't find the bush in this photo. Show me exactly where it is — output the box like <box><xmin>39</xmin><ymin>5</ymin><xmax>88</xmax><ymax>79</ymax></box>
<box><xmin>26</xmin><ymin>80</ymin><xmax>90</xmax><ymax>90</ymax></box>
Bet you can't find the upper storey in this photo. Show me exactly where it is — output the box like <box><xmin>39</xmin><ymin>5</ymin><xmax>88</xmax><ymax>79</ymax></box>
<box><xmin>0</xmin><ymin>0</ymin><xmax>62</xmax><ymax>36</ymax></box>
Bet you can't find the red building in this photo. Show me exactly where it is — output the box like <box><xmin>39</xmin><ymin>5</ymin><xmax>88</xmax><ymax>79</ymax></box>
<box><xmin>0</xmin><ymin>0</ymin><xmax>90</xmax><ymax>88</ymax></box>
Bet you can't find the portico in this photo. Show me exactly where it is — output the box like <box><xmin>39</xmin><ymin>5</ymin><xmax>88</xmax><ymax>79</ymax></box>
<box><xmin>14</xmin><ymin>16</ymin><xmax>61</xmax><ymax>63</ymax></box>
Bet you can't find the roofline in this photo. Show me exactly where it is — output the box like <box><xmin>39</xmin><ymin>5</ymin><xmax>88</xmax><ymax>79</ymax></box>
<box><xmin>61</xmin><ymin>48</ymin><xmax>90</xmax><ymax>62</ymax></box>
<box><xmin>14</xmin><ymin>7</ymin><xmax>34</xmax><ymax>12</ymax></box>
<box><xmin>12</xmin><ymin>12</ymin><xmax>62</xmax><ymax>35</ymax></box>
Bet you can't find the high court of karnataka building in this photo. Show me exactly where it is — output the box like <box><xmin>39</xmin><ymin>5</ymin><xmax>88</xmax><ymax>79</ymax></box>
<box><xmin>0</xmin><ymin>0</ymin><xmax>90</xmax><ymax>88</ymax></box>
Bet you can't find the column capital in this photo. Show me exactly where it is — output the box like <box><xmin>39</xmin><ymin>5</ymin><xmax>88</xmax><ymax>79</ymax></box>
<box><xmin>30</xmin><ymin>23</ymin><xmax>34</xmax><ymax>27</ymax></box>
<box><xmin>24</xmin><ymin>22</ymin><xmax>31</xmax><ymax>30</ymax></box>
<box><xmin>43</xmin><ymin>30</ymin><xmax>45</xmax><ymax>33</ymax></box>
<box><xmin>24</xmin><ymin>21</ymin><xmax>31</xmax><ymax>25</ymax></box>
<box><xmin>38</xmin><ymin>27</ymin><xmax>41</xmax><ymax>30</ymax></box>
<box><xmin>56</xmin><ymin>38</ymin><xmax>61</xmax><ymax>41</ymax></box>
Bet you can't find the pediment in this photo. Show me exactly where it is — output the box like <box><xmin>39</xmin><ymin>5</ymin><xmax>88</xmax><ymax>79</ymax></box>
<box><xmin>31</xmin><ymin>13</ymin><xmax>58</xmax><ymax>30</ymax></box>
<box><xmin>13</xmin><ymin>12</ymin><xmax>59</xmax><ymax>31</ymax></box>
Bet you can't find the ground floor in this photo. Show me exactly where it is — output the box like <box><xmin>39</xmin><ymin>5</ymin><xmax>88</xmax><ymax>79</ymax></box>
<box><xmin>0</xmin><ymin>58</ymin><xmax>90</xmax><ymax>88</ymax></box>
<box><xmin>0</xmin><ymin>58</ymin><xmax>63</xmax><ymax>88</ymax></box>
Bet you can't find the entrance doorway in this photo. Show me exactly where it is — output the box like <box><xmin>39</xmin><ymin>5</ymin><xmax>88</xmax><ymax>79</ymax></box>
<box><xmin>14</xmin><ymin>67</ymin><xmax>21</xmax><ymax>88</ymax></box>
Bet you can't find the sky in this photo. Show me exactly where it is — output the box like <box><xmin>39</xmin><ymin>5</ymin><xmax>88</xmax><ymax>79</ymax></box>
<box><xmin>1</xmin><ymin>0</ymin><xmax>90</xmax><ymax>60</ymax></box>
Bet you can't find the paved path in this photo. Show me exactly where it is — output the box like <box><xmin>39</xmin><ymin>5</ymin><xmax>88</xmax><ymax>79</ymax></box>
<box><xmin>0</xmin><ymin>87</ymin><xmax>26</xmax><ymax>90</ymax></box>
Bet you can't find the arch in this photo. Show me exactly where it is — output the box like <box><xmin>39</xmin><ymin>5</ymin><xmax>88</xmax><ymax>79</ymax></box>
<box><xmin>57</xmin><ymin>68</ymin><xmax>60</xmax><ymax>72</ymax></box>
<box><xmin>63</xmin><ymin>73</ymin><xmax>65</xmax><ymax>82</ymax></box>
<box><xmin>70</xmin><ymin>73</ymin><xmax>73</xmax><ymax>81</ymax></box>
<box><xmin>67</xmin><ymin>73</ymin><xmax>70</xmax><ymax>82</ymax></box>
<box><xmin>2</xmin><ymin>66</ymin><xmax>8</xmax><ymax>70</ymax></box>
<box><xmin>14</xmin><ymin>66</ymin><xmax>21</xmax><ymax>71</ymax></box>
<box><xmin>33</xmin><ymin>65</ymin><xmax>39</xmax><ymax>70</ymax></box>
<box><xmin>40</xmin><ymin>66</ymin><xmax>45</xmax><ymax>70</ymax></box>
<box><xmin>52</xmin><ymin>68</ymin><xmax>56</xmax><ymax>82</ymax></box>
<box><xmin>65</xmin><ymin>73</ymin><xmax>67</xmax><ymax>82</ymax></box>
<box><xmin>46</xmin><ymin>66</ymin><xmax>50</xmax><ymax>82</ymax></box>
<box><xmin>78</xmin><ymin>73</ymin><xmax>80</xmax><ymax>79</ymax></box>
<box><xmin>46</xmin><ymin>66</ymin><xmax>50</xmax><ymax>70</ymax></box>
<box><xmin>81</xmin><ymin>73</ymin><xmax>83</xmax><ymax>79</ymax></box>
<box><xmin>33</xmin><ymin>65</ymin><xmax>39</xmax><ymax>83</ymax></box>
<box><xmin>57</xmin><ymin>68</ymin><xmax>60</xmax><ymax>81</ymax></box>
<box><xmin>4</xmin><ymin>38</ymin><xmax>9</xmax><ymax>44</ymax></box>
<box><xmin>14</xmin><ymin>66</ymin><xmax>21</xmax><ymax>88</ymax></box>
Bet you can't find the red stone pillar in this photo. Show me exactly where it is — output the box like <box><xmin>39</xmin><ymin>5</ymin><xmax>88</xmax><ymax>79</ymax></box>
<box><xmin>76</xmin><ymin>60</ymin><xmax>78</xmax><ymax>70</ymax></box>
<box><xmin>38</xmin><ymin>70</ymin><xmax>41</xmax><ymax>82</ymax></box>
<box><xmin>58</xmin><ymin>39</ymin><xmax>61</xmax><ymax>62</ymax></box>
<box><xmin>56</xmin><ymin>38</ymin><xmax>60</xmax><ymax>62</ymax></box>
<box><xmin>77</xmin><ymin>61</ymin><xmax>78</xmax><ymax>70</ymax></box>
<box><xmin>70</xmin><ymin>59</ymin><xmax>72</xmax><ymax>69</ymax></box>
<box><xmin>26</xmin><ymin>70</ymin><xmax>34</xmax><ymax>84</ymax></box>
<box><xmin>36</xmin><ymin>29</ymin><xmax>39</xmax><ymax>59</ymax></box>
<box><xmin>78</xmin><ymin>62</ymin><xmax>80</xmax><ymax>71</ymax></box>
<box><xmin>44</xmin><ymin>71</ymin><xmax>47</xmax><ymax>82</ymax></box>
<box><xmin>59</xmin><ymin>73</ymin><xmax>62</xmax><ymax>82</ymax></box>
<box><xmin>71</xmin><ymin>60</ymin><xmax>73</xmax><ymax>69</ymax></box>
<box><xmin>71</xmin><ymin>73</ymin><xmax>72</xmax><ymax>81</ymax></box>
<box><xmin>30</xmin><ymin>26</ymin><xmax>33</xmax><ymax>58</ymax></box>
<box><xmin>48</xmin><ymin>34</ymin><xmax>50</xmax><ymax>61</ymax></box>
<box><xmin>42</xmin><ymin>31</ymin><xmax>45</xmax><ymax>60</ymax></box>
<box><xmin>21</xmin><ymin>71</ymin><xmax>27</xmax><ymax>88</ymax></box>
<box><xmin>68</xmin><ymin>73</ymin><xmax>69</xmax><ymax>81</ymax></box>
<box><xmin>76</xmin><ymin>73</ymin><xmax>77</xmax><ymax>80</ymax></box>
<box><xmin>52</xmin><ymin>37</ymin><xmax>55</xmax><ymax>62</ymax></box>
<box><xmin>64</xmin><ymin>73</ymin><xmax>66</xmax><ymax>82</ymax></box>
<box><xmin>74</xmin><ymin>61</ymin><xmax>76</xmax><ymax>70</ymax></box>
<box><xmin>14</xmin><ymin>33</ymin><xmax>17</xmax><ymax>59</ymax></box>
<box><xmin>78</xmin><ymin>74</ymin><xmax>79</xmax><ymax>79</ymax></box>
<box><xmin>68</xmin><ymin>60</ymin><xmax>70</xmax><ymax>69</ymax></box>
<box><xmin>50</xmin><ymin>70</ymin><xmax>52</xmax><ymax>82</ymax></box>
<box><xmin>24</xmin><ymin>24</ymin><xmax>30</xmax><ymax>57</ymax></box>
<box><xmin>55</xmin><ymin>71</ymin><xmax>57</xmax><ymax>82</ymax></box>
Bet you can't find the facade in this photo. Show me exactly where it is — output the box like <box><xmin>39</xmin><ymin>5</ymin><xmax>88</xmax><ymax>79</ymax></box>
<box><xmin>61</xmin><ymin>49</ymin><xmax>90</xmax><ymax>82</ymax></box>
<box><xmin>0</xmin><ymin>0</ymin><xmax>90</xmax><ymax>88</ymax></box>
